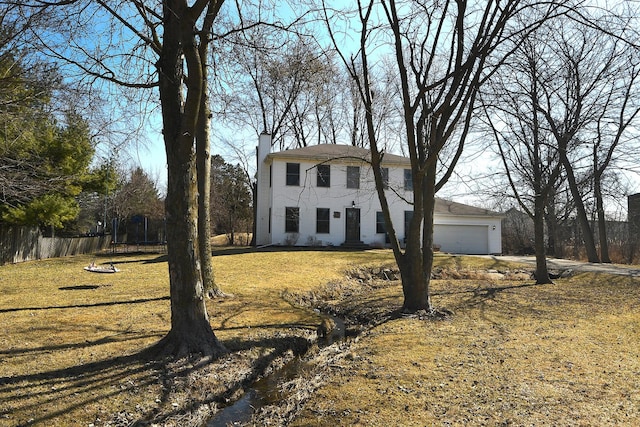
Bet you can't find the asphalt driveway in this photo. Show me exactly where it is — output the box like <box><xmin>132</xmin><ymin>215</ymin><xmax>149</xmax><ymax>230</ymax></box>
<box><xmin>486</xmin><ymin>255</ymin><xmax>640</xmax><ymax>277</ymax></box>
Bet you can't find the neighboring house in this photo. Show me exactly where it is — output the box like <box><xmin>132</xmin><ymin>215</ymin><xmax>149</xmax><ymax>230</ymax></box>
<box><xmin>255</xmin><ymin>133</ymin><xmax>503</xmax><ymax>254</ymax></box>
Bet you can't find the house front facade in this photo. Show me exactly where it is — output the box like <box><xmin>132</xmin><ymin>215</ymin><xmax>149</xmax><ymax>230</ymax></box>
<box><xmin>255</xmin><ymin>133</ymin><xmax>502</xmax><ymax>254</ymax></box>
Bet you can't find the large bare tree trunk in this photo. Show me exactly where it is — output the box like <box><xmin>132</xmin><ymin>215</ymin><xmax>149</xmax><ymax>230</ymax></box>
<box><xmin>368</xmin><ymin>123</ymin><xmax>432</xmax><ymax>312</ymax></box>
<box><xmin>197</xmin><ymin>98</ymin><xmax>225</xmax><ymax>297</ymax></box>
<box><xmin>195</xmin><ymin>7</ymin><xmax>226</xmax><ymax>298</ymax></box>
<box><xmin>593</xmin><ymin>171</ymin><xmax>611</xmax><ymax>263</ymax></box>
<box><xmin>534</xmin><ymin>193</ymin><xmax>553</xmax><ymax>284</ymax></box>
<box><xmin>415</xmin><ymin>165</ymin><xmax>437</xmax><ymax>311</ymax></box>
<box><xmin>153</xmin><ymin>0</ymin><xmax>226</xmax><ymax>358</ymax></box>
<box><xmin>544</xmin><ymin>186</ymin><xmax>558</xmax><ymax>258</ymax></box>
<box><xmin>558</xmin><ymin>150</ymin><xmax>600</xmax><ymax>263</ymax></box>
<box><xmin>399</xmin><ymin>170</ymin><xmax>429</xmax><ymax>312</ymax></box>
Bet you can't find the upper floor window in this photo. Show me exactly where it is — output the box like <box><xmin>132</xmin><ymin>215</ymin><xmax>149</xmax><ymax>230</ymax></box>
<box><xmin>404</xmin><ymin>169</ymin><xmax>413</xmax><ymax>191</ymax></box>
<box><xmin>347</xmin><ymin>166</ymin><xmax>360</xmax><ymax>189</ymax></box>
<box><xmin>286</xmin><ymin>163</ymin><xmax>300</xmax><ymax>186</ymax></box>
<box><xmin>317</xmin><ymin>164</ymin><xmax>330</xmax><ymax>187</ymax></box>
<box><xmin>381</xmin><ymin>167</ymin><xmax>389</xmax><ymax>189</ymax></box>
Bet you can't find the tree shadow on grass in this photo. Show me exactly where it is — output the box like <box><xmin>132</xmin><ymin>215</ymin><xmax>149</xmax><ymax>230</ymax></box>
<box><xmin>0</xmin><ymin>331</ymin><xmax>163</xmax><ymax>357</ymax></box>
<box><xmin>319</xmin><ymin>280</ymin><xmax>551</xmax><ymax>331</ymax></box>
<box><xmin>433</xmin><ymin>281</ymin><xmax>546</xmax><ymax>308</ymax></box>
<box><xmin>0</xmin><ymin>350</ymin><xmax>163</xmax><ymax>426</ymax></box>
<box><xmin>0</xmin><ymin>296</ymin><xmax>170</xmax><ymax>314</ymax></box>
<box><xmin>92</xmin><ymin>252</ymin><xmax>162</xmax><ymax>265</ymax></box>
<box><xmin>213</xmin><ymin>299</ymin><xmax>318</xmax><ymax>331</ymax></box>
<box><xmin>141</xmin><ymin>254</ymin><xmax>168</xmax><ymax>264</ymax></box>
<box><xmin>1</xmin><ymin>330</ymin><xmax>316</xmax><ymax>426</ymax></box>
<box><xmin>432</xmin><ymin>281</ymin><xmax>552</xmax><ymax>328</ymax></box>
<box><xmin>1</xmin><ymin>294</ymin><xmax>319</xmax><ymax>427</ymax></box>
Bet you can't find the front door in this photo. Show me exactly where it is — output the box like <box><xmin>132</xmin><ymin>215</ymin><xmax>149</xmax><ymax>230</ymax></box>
<box><xmin>345</xmin><ymin>208</ymin><xmax>361</xmax><ymax>242</ymax></box>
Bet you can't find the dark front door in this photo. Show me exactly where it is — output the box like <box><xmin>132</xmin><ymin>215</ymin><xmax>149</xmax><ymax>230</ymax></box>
<box><xmin>345</xmin><ymin>208</ymin><xmax>361</xmax><ymax>242</ymax></box>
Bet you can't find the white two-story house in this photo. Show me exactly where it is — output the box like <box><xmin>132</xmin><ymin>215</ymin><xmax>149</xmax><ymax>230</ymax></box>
<box><xmin>255</xmin><ymin>133</ymin><xmax>502</xmax><ymax>254</ymax></box>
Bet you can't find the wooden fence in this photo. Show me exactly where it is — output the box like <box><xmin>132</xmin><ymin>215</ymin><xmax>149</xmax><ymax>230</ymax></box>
<box><xmin>0</xmin><ymin>226</ymin><xmax>112</xmax><ymax>265</ymax></box>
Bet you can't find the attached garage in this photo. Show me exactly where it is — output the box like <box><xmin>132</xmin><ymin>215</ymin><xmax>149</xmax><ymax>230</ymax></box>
<box><xmin>434</xmin><ymin>224</ymin><xmax>489</xmax><ymax>254</ymax></box>
<box><xmin>432</xmin><ymin>199</ymin><xmax>503</xmax><ymax>255</ymax></box>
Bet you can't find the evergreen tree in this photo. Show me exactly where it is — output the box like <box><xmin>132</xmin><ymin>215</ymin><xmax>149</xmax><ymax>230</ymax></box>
<box><xmin>0</xmin><ymin>54</ymin><xmax>94</xmax><ymax>231</ymax></box>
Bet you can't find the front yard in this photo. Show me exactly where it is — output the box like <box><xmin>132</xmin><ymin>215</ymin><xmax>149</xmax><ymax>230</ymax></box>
<box><xmin>0</xmin><ymin>249</ymin><xmax>638</xmax><ymax>426</ymax></box>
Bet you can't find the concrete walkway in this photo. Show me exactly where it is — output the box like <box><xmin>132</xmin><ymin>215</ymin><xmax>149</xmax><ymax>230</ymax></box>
<box><xmin>486</xmin><ymin>255</ymin><xmax>640</xmax><ymax>277</ymax></box>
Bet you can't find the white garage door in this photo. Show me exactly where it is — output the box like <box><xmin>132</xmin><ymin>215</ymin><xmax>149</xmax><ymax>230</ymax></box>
<box><xmin>433</xmin><ymin>224</ymin><xmax>489</xmax><ymax>254</ymax></box>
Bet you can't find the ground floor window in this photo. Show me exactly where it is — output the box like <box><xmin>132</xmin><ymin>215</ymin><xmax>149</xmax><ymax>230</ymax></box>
<box><xmin>376</xmin><ymin>211</ymin><xmax>386</xmax><ymax>234</ymax></box>
<box><xmin>317</xmin><ymin>208</ymin><xmax>330</xmax><ymax>234</ymax></box>
<box><xmin>285</xmin><ymin>207</ymin><xmax>299</xmax><ymax>233</ymax></box>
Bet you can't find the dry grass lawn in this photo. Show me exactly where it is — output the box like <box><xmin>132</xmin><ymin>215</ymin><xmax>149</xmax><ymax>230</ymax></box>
<box><xmin>284</xmin><ymin>268</ymin><xmax>640</xmax><ymax>426</ymax></box>
<box><xmin>1</xmin><ymin>249</ymin><xmax>639</xmax><ymax>426</ymax></box>
<box><xmin>0</xmin><ymin>248</ymin><xmax>390</xmax><ymax>426</ymax></box>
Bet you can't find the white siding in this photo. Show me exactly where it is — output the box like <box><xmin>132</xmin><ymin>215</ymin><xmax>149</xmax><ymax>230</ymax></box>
<box><xmin>267</xmin><ymin>159</ymin><xmax>412</xmax><ymax>247</ymax></box>
<box><xmin>255</xmin><ymin>142</ymin><xmax>503</xmax><ymax>254</ymax></box>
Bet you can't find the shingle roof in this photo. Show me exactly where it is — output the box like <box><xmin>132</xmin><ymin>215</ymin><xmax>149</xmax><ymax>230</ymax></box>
<box><xmin>266</xmin><ymin>144</ymin><xmax>411</xmax><ymax>165</ymax></box>
<box><xmin>435</xmin><ymin>198</ymin><xmax>503</xmax><ymax>217</ymax></box>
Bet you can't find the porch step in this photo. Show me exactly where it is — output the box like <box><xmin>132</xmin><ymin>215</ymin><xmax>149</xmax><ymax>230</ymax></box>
<box><xmin>340</xmin><ymin>241</ymin><xmax>370</xmax><ymax>250</ymax></box>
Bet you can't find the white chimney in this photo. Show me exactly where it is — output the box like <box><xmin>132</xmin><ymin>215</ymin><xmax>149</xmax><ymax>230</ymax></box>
<box><xmin>258</xmin><ymin>131</ymin><xmax>272</xmax><ymax>165</ymax></box>
<box><xmin>255</xmin><ymin>132</ymin><xmax>272</xmax><ymax>245</ymax></box>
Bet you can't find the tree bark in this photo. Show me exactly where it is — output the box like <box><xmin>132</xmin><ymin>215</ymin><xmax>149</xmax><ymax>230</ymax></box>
<box><xmin>558</xmin><ymin>148</ymin><xmax>600</xmax><ymax>263</ymax></box>
<box><xmin>399</xmin><ymin>170</ymin><xmax>428</xmax><ymax>311</ymax></box>
<box><xmin>593</xmin><ymin>170</ymin><xmax>611</xmax><ymax>263</ymax></box>
<box><xmin>534</xmin><ymin>192</ymin><xmax>553</xmax><ymax>284</ymax></box>
<box><xmin>195</xmin><ymin>8</ymin><xmax>225</xmax><ymax>298</ymax></box>
<box><xmin>153</xmin><ymin>0</ymin><xmax>226</xmax><ymax>357</ymax></box>
<box><xmin>367</xmin><ymin>106</ymin><xmax>432</xmax><ymax>313</ymax></box>
<box><xmin>544</xmin><ymin>187</ymin><xmax>559</xmax><ymax>258</ymax></box>
<box><xmin>416</xmin><ymin>162</ymin><xmax>437</xmax><ymax>311</ymax></box>
<box><xmin>197</xmin><ymin>95</ymin><xmax>225</xmax><ymax>297</ymax></box>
